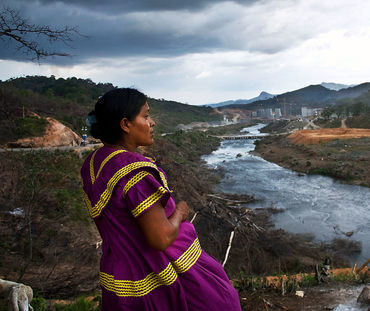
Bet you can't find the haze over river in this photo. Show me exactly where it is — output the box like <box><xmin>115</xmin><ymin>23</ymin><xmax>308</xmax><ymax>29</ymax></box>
<box><xmin>203</xmin><ymin>124</ymin><xmax>370</xmax><ymax>263</ymax></box>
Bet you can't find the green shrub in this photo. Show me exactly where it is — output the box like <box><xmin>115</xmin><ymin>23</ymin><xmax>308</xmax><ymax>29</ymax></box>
<box><xmin>234</xmin><ymin>272</ymin><xmax>259</xmax><ymax>292</ymax></box>
<box><xmin>55</xmin><ymin>297</ymin><xmax>100</xmax><ymax>311</ymax></box>
<box><xmin>30</xmin><ymin>296</ymin><xmax>47</xmax><ymax>311</ymax></box>
<box><xmin>15</xmin><ymin>116</ymin><xmax>48</xmax><ymax>138</ymax></box>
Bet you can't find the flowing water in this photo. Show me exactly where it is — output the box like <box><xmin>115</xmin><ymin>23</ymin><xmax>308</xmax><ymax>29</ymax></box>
<box><xmin>203</xmin><ymin>124</ymin><xmax>370</xmax><ymax>264</ymax></box>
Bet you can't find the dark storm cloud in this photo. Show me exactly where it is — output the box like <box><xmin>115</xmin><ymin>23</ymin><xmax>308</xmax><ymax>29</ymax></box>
<box><xmin>0</xmin><ymin>0</ymin><xmax>225</xmax><ymax>65</ymax></box>
<box><xmin>36</xmin><ymin>0</ymin><xmax>259</xmax><ymax>12</ymax></box>
<box><xmin>0</xmin><ymin>0</ymin><xmax>229</xmax><ymax>64</ymax></box>
<box><xmin>0</xmin><ymin>0</ymin><xmax>304</xmax><ymax>65</ymax></box>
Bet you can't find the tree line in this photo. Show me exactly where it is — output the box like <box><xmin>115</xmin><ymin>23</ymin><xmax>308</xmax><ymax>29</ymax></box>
<box><xmin>321</xmin><ymin>92</ymin><xmax>370</xmax><ymax>119</ymax></box>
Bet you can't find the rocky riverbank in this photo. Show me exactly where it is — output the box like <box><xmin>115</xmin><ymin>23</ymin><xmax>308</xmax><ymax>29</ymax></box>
<box><xmin>253</xmin><ymin>134</ymin><xmax>370</xmax><ymax>188</ymax></box>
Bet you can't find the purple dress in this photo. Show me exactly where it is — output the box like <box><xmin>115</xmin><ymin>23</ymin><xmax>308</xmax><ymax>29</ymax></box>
<box><xmin>81</xmin><ymin>146</ymin><xmax>241</xmax><ymax>311</ymax></box>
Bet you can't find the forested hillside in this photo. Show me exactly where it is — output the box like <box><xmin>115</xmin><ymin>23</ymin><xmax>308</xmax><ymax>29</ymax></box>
<box><xmin>0</xmin><ymin>75</ymin><xmax>222</xmax><ymax>145</ymax></box>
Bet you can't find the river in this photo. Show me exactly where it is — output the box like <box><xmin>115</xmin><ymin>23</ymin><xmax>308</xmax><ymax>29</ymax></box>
<box><xmin>203</xmin><ymin>124</ymin><xmax>370</xmax><ymax>264</ymax></box>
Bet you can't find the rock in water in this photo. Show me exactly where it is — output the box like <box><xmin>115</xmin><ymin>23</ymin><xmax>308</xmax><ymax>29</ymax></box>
<box><xmin>357</xmin><ymin>286</ymin><xmax>370</xmax><ymax>305</ymax></box>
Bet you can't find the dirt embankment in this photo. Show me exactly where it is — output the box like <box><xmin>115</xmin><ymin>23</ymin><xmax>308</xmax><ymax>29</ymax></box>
<box><xmin>7</xmin><ymin>117</ymin><xmax>81</xmax><ymax>148</ymax></box>
<box><xmin>288</xmin><ymin>128</ymin><xmax>370</xmax><ymax>145</ymax></box>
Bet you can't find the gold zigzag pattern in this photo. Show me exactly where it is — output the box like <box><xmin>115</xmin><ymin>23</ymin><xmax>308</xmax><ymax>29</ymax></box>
<box><xmin>84</xmin><ymin>150</ymin><xmax>170</xmax><ymax>218</ymax></box>
<box><xmin>99</xmin><ymin>238</ymin><xmax>202</xmax><ymax>297</ymax></box>
<box><xmin>100</xmin><ymin>262</ymin><xmax>177</xmax><ymax>297</ymax></box>
<box><xmin>94</xmin><ymin>150</ymin><xmax>127</xmax><ymax>183</ymax></box>
<box><xmin>85</xmin><ymin>161</ymin><xmax>161</xmax><ymax>218</ymax></box>
<box><xmin>172</xmin><ymin>238</ymin><xmax>202</xmax><ymax>274</ymax></box>
<box><xmin>131</xmin><ymin>186</ymin><xmax>167</xmax><ymax>217</ymax></box>
<box><xmin>89</xmin><ymin>149</ymin><xmax>98</xmax><ymax>184</ymax></box>
<box><xmin>122</xmin><ymin>171</ymin><xmax>154</xmax><ymax>196</ymax></box>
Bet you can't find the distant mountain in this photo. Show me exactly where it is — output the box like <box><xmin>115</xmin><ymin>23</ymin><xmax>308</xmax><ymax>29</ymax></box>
<box><xmin>336</xmin><ymin>82</ymin><xmax>370</xmax><ymax>99</ymax></box>
<box><xmin>221</xmin><ymin>83</ymin><xmax>370</xmax><ymax>115</ymax></box>
<box><xmin>321</xmin><ymin>82</ymin><xmax>357</xmax><ymax>91</ymax></box>
<box><xmin>208</xmin><ymin>100</ymin><xmax>235</xmax><ymax>108</ymax></box>
<box><xmin>208</xmin><ymin>91</ymin><xmax>275</xmax><ymax>108</ymax></box>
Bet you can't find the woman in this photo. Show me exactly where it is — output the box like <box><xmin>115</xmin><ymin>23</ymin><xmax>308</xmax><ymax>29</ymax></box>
<box><xmin>81</xmin><ymin>88</ymin><xmax>241</xmax><ymax>310</ymax></box>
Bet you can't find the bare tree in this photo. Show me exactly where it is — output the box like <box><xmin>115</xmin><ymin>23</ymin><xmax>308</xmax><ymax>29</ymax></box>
<box><xmin>0</xmin><ymin>6</ymin><xmax>79</xmax><ymax>60</ymax></box>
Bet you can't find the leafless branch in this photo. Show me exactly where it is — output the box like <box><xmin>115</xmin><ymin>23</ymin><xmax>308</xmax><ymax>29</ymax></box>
<box><xmin>0</xmin><ymin>6</ymin><xmax>80</xmax><ymax>61</ymax></box>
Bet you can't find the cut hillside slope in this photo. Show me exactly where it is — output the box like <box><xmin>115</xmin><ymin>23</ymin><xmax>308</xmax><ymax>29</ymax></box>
<box><xmin>288</xmin><ymin>128</ymin><xmax>370</xmax><ymax>144</ymax></box>
<box><xmin>7</xmin><ymin>117</ymin><xmax>81</xmax><ymax>148</ymax></box>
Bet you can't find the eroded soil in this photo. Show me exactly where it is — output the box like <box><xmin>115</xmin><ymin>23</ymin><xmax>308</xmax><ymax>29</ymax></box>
<box><xmin>288</xmin><ymin>128</ymin><xmax>370</xmax><ymax>145</ymax></box>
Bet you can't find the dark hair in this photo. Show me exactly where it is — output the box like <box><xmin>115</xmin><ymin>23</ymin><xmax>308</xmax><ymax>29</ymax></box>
<box><xmin>89</xmin><ymin>88</ymin><xmax>147</xmax><ymax>144</ymax></box>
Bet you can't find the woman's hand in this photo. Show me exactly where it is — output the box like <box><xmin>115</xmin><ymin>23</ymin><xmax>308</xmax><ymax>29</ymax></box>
<box><xmin>136</xmin><ymin>201</ymin><xmax>189</xmax><ymax>251</ymax></box>
<box><xmin>174</xmin><ymin>201</ymin><xmax>189</xmax><ymax>222</ymax></box>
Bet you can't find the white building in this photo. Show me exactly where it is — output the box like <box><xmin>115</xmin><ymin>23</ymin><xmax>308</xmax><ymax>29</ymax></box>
<box><xmin>274</xmin><ymin>108</ymin><xmax>282</xmax><ymax>118</ymax></box>
<box><xmin>302</xmin><ymin>107</ymin><xmax>323</xmax><ymax>117</ymax></box>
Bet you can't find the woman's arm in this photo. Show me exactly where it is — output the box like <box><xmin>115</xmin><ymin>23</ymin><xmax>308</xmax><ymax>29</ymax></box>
<box><xmin>136</xmin><ymin>201</ymin><xmax>189</xmax><ymax>251</ymax></box>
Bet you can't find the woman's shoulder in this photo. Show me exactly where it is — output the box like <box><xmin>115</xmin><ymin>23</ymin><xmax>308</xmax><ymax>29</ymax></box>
<box><xmin>105</xmin><ymin>148</ymin><xmax>155</xmax><ymax>167</ymax></box>
<box><xmin>81</xmin><ymin>146</ymin><xmax>159</xmax><ymax>187</ymax></box>
<box><xmin>93</xmin><ymin>147</ymin><xmax>159</xmax><ymax>178</ymax></box>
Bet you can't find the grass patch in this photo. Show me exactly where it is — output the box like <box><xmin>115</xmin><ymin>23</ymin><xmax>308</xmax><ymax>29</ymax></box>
<box><xmin>54</xmin><ymin>296</ymin><xmax>101</xmax><ymax>311</ymax></box>
<box><xmin>162</xmin><ymin>130</ymin><xmax>220</xmax><ymax>167</ymax></box>
<box><xmin>30</xmin><ymin>297</ymin><xmax>47</xmax><ymax>311</ymax></box>
<box><xmin>0</xmin><ymin>116</ymin><xmax>48</xmax><ymax>145</ymax></box>
<box><xmin>346</xmin><ymin>113</ymin><xmax>370</xmax><ymax>128</ymax></box>
<box><xmin>234</xmin><ymin>271</ymin><xmax>318</xmax><ymax>294</ymax></box>
<box><xmin>2</xmin><ymin>150</ymin><xmax>89</xmax><ymax>224</ymax></box>
<box><xmin>15</xmin><ymin>116</ymin><xmax>48</xmax><ymax>138</ymax></box>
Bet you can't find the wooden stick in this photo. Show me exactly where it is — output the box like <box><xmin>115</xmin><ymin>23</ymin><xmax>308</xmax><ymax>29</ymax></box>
<box><xmin>190</xmin><ymin>212</ymin><xmax>198</xmax><ymax>223</ymax></box>
<box><xmin>222</xmin><ymin>230</ymin><xmax>235</xmax><ymax>267</ymax></box>
<box><xmin>207</xmin><ymin>194</ymin><xmax>250</xmax><ymax>204</ymax></box>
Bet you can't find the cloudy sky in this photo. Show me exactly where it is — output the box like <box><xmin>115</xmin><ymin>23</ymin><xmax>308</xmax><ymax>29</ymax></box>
<box><xmin>1</xmin><ymin>0</ymin><xmax>370</xmax><ymax>105</ymax></box>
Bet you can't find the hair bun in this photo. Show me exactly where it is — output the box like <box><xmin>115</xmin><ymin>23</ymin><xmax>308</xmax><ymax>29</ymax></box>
<box><xmin>89</xmin><ymin>88</ymin><xmax>147</xmax><ymax>144</ymax></box>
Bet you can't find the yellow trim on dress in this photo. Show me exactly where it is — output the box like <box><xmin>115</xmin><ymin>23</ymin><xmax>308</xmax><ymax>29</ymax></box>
<box><xmin>131</xmin><ymin>186</ymin><xmax>167</xmax><ymax>218</ymax></box>
<box><xmin>100</xmin><ymin>262</ymin><xmax>178</xmax><ymax>297</ymax></box>
<box><xmin>89</xmin><ymin>149</ymin><xmax>98</xmax><ymax>184</ymax></box>
<box><xmin>122</xmin><ymin>171</ymin><xmax>154</xmax><ymax>196</ymax></box>
<box><xmin>172</xmin><ymin>238</ymin><xmax>202</xmax><ymax>274</ymax></box>
<box><xmin>84</xmin><ymin>148</ymin><xmax>171</xmax><ymax>218</ymax></box>
<box><xmin>95</xmin><ymin>150</ymin><xmax>127</xmax><ymax>182</ymax></box>
<box><xmin>85</xmin><ymin>161</ymin><xmax>162</xmax><ymax>218</ymax></box>
<box><xmin>99</xmin><ymin>238</ymin><xmax>202</xmax><ymax>297</ymax></box>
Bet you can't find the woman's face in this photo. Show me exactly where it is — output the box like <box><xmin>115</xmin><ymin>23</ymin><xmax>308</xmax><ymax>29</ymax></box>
<box><xmin>126</xmin><ymin>102</ymin><xmax>155</xmax><ymax>148</ymax></box>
